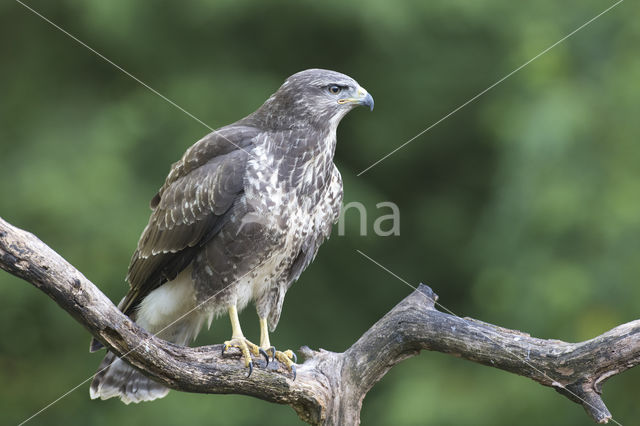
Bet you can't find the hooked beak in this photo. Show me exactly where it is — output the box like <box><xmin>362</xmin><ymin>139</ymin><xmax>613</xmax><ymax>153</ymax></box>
<box><xmin>357</xmin><ymin>86</ymin><xmax>375</xmax><ymax>111</ymax></box>
<box><xmin>338</xmin><ymin>85</ymin><xmax>374</xmax><ymax>111</ymax></box>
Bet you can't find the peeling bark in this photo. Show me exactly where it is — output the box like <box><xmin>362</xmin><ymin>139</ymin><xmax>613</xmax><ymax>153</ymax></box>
<box><xmin>1</xmin><ymin>216</ymin><xmax>638</xmax><ymax>425</ymax></box>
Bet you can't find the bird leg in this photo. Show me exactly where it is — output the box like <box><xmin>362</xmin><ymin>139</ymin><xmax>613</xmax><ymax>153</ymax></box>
<box><xmin>222</xmin><ymin>305</ymin><xmax>269</xmax><ymax>376</ymax></box>
<box><xmin>259</xmin><ymin>317</ymin><xmax>297</xmax><ymax>380</ymax></box>
<box><xmin>259</xmin><ymin>317</ymin><xmax>276</xmax><ymax>356</ymax></box>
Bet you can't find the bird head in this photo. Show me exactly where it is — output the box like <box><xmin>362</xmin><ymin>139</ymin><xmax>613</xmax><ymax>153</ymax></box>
<box><xmin>257</xmin><ymin>68</ymin><xmax>374</xmax><ymax>130</ymax></box>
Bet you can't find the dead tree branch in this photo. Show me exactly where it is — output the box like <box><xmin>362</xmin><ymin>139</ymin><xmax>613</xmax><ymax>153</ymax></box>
<box><xmin>1</xmin><ymin>216</ymin><xmax>639</xmax><ymax>425</ymax></box>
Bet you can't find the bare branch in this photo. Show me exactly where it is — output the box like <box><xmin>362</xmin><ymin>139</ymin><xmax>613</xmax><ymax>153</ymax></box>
<box><xmin>1</xmin><ymin>216</ymin><xmax>639</xmax><ymax>425</ymax></box>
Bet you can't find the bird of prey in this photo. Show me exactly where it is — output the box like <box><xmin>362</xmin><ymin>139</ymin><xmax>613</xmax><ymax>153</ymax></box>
<box><xmin>89</xmin><ymin>69</ymin><xmax>374</xmax><ymax>404</ymax></box>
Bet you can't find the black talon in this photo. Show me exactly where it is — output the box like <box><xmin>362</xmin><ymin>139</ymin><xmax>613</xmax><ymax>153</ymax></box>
<box><xmin>247</xmin><ymin>361</ymin><xmax>253</xmax><ymax>378</ymax></box>
<box><xmin>270</xmin><ymin>346</ymin><xmax>276</xmax><ymax>362</ymax></box>
<box><xmin>291</xmin><ymin>352</ymin><xmax>297</xmax><ymax>364</ymax></box>
<box><xmin>291</xmin><ymin>364</ymin><xmax>296</xmax><ymax>381</ymax></box>
<box><xmin>259</xmin><ymin>348</ymin><xmax>270</xmax><ymax>366</ymax></box>
<box><xmin>221</xmin><ymin>344</ymin><xmax>227</xmax><ymax>356</ymax></box>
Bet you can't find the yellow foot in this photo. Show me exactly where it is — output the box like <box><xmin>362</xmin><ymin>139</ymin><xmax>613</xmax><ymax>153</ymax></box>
<box><xmin>222</xmin><ymin>338</ymin><xmax>270</xmax><ymax>377</ymax></box>
<box><xmin>267</xmin><ymin>347</ymin><xmax>297</xmax><ymax>380</ymax></box>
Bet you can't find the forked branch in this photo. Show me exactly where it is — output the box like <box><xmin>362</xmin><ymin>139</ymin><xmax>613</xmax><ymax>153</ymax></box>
<box><xmin>1</xmin><ymin>216</ymin><xmax>638</xmax><ymax>425</ymax></box>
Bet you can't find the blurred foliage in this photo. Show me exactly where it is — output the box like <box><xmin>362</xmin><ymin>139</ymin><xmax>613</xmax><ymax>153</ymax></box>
<box><xmin>1</xmin><ymin>0</ymin><xmax>639</xmax><ymax>424</ymax></box>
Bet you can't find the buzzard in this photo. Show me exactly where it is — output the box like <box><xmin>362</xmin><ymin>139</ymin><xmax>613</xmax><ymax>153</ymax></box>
<box><xmin>89</xmin><ymin>69</ymin><xmax>373</xmax><ymax>404</ymax></box>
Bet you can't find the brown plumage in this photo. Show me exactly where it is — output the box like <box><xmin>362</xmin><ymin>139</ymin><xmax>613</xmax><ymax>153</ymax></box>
<box><xmin>90</xmin><ymin>69</ymin><xmax>373</xmax><ymax>403</ymax></box>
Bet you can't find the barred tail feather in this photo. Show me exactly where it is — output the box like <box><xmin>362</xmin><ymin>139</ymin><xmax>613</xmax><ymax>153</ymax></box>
<box><xmin>90</xmin><ymin>352</ymin><xmax>169</xmax><ymax>404</ymax></box>
<box><xmin>89</xmin><ymin>268</ymin><xmax>212</xmax><ymax>404</ymax></box>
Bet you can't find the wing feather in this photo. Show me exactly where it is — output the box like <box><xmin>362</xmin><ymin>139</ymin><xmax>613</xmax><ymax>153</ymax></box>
<box><xmin>120</xmin><ymin>127</ymin><xmax>256</xmax><ymax>315</ymax></box>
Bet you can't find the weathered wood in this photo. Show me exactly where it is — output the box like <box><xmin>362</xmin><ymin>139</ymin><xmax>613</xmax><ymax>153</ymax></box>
<box><xmin>1</xmin><ymin>216</ymin><xmax>639</xmax><ymax>425</ymax></box>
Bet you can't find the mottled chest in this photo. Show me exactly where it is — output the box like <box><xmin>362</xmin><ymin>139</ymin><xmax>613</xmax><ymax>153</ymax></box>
<box><xmin>245</xmin><ymin>133</ymin><xmax>335</xmax><ymax>221</ymax></box>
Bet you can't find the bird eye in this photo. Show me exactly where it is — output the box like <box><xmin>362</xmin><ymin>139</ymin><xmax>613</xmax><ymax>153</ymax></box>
<box><xmin>328</xmin><ymin>85</ymin><xmax>342</xmax><ymax>95</ymax></box>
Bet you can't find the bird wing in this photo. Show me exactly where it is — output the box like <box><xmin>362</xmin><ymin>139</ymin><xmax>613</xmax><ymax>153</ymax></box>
<box><xmin>119</xmin><ymin>126</ymin><xmax>257</xmax><ymax>316</ymax></box>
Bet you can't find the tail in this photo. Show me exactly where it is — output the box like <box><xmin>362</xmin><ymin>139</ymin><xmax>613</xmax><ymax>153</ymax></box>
<box><xmin>89</xmin><ymin>351</ymin><xmax>169</xmax><ymax>404</ymax></box>
<box><xmin>90</xmin><ymin>267</ymin><xmax>212</xmax><ymax>403</ymax></box>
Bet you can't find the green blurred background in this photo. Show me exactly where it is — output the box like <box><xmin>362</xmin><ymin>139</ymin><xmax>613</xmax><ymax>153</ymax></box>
<box><xmin>1</xmin><ymin>0</ymin><xmax>638</xmax><ymax>424</ymax></box>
